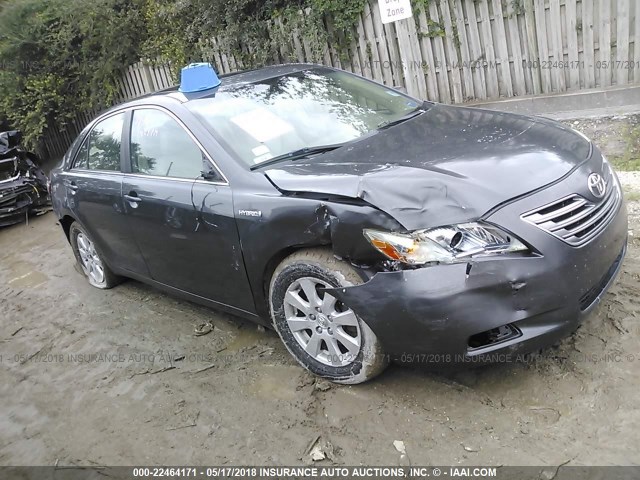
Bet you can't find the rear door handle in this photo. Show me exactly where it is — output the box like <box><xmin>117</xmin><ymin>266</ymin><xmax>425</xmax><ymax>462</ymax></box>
<box><xmin>66</xmin><ymin>181</ymin><xmax>79</xmax><ymax>193</ymax></box>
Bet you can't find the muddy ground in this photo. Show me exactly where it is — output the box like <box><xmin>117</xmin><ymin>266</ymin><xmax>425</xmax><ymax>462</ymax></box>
<box><xmin>1</xmin><ymin>116</ymin><xmax>639</xmax><ymax>468</ymax></box>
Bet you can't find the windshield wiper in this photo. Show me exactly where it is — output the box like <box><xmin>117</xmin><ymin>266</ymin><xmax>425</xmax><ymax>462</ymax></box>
<box><xmin>250</xmin><ymin>143</ymin><xmax>344</xmax><ymax>170</ymax></box>
<box><xmin>377</xmin><ymin>102</ymin><xmax>428</xmax><ymax>130</ymax></box>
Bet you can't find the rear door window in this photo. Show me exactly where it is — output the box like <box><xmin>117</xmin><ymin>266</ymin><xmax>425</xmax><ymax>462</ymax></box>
<box><xmin>85</xmin><ymin>113</ymin><xmax>125</xmax><ymax>171</ymax></box>
<box><xmin>72</xmin><ymin>137</ymin><xmax>90</xmax><ymax>169</ymax></box>
<box><xmin>130</xmin><ymin>109</ymin><xmax>210</xmax><ymax>180</ymax></box>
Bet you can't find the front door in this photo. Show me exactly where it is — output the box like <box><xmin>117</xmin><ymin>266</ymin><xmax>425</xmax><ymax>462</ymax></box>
<box><xmin>122</xmin><ymin>107</ymin><xmax>255</xmax><ymax>313</ymax></box>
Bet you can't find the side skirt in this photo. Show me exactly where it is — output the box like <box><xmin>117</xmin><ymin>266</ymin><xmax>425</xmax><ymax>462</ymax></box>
<box><xmin>112</xmin><ymin>267</ymin><xmax>268</xmax><ymax>326</ymax></box>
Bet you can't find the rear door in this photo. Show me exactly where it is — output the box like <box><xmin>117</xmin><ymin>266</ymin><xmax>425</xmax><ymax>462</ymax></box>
<box><xmin>122</xmin><ymin>107</ymin><xmax>255</xmax><ymax>312</ymax></box>
<box><xmin>65</xmin><ymin>111</ymin><xmax>149</xmax><ymax>275</ymax></box>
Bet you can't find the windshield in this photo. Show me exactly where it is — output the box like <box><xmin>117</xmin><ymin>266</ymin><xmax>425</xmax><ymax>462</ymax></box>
<box><xmin>186</xmin><ymin>68</ymin><xmax>422</xmax><ymax>167</ymax></box>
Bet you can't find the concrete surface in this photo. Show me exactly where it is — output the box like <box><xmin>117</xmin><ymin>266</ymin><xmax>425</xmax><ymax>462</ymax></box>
<box><xmin>470</xmin><ymin>84</ymin><xmax>640</xmax><ymax>120</ymax></box>
<box><xmin>0</xmin><ymin>208</ymin><xmax>638</xmax><ymax>467</ymax></box>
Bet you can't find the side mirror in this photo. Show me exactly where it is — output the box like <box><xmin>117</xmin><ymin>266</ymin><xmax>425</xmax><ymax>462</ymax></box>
<box><xmin>200</xmin><ymin>169</ymin><xmax>220</xmax><ymax>181</ymax></box>
<box><xmin>200</xmin><ymin>153</ymin><xmax>221</xmax><ymax>182</ymax></box>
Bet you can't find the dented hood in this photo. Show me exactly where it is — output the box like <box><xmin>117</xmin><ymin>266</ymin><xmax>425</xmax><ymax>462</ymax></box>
<box><xmin>264</xmin><ymin>104</ymin><xmax>592</xmax><ymax>230</ymax></box>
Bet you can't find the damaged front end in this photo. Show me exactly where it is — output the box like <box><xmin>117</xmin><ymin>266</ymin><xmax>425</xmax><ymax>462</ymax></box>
<box><xmin>257</xmin><ymin>148</ymin><xmax>628</xmax><ymax>363</ymax></box>
<box><xmin>0</xmin><ymin>131</ymin><xmax>51</xmax><ymax>227</ymax></box>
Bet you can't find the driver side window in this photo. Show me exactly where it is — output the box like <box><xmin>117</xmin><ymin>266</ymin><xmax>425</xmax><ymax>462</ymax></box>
<box><xmin>130</xmin><ymin>109</ymin><xmax>218</xmax><ymax>180</ymax></box>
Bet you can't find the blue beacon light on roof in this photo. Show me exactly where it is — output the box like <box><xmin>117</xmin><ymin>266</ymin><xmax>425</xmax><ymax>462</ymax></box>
<box><xmin>179</xmin><ymin>63</ymin><xmax>221</xmax><ymax>93</ymax></box>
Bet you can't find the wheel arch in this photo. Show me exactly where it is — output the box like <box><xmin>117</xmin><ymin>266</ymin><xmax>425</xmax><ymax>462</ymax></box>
<box><xmin>260</xmin><ymin>244</ymin><xmax>332</xmax><ymax>316</ymax></box>
<box><xmin>259</xmin><ymin>243</ymin><xmax>377</xmax><ymax>319</ymax></box>
<box><xmin>60</xmin><ymin>214</ymin><xmax>77</xmax><ymax>242</ymax></box>
<box><xmin>267</xmin><ymin>245</ymin><xmax>389</xmax><ymax>383</ymax></box>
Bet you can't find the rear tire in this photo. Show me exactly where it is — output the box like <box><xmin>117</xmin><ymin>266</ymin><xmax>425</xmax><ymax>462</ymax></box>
<box><xmin>69</xmin><ymin>221</ymin><xmax>121</xmax><ymax>289</ymax></box>
<box><xmin>269</xmin><ymin>248</ymin><xmax>388</xmax><ymax>384</ymax></box>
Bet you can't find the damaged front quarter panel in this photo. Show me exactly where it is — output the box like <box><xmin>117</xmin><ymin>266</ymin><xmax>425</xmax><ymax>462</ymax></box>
<box><xmin>263</xmin><ymin>163</ymin><xmax>493</xmax><ymax>232</ymax></box>
<box><xmin>233</xmin><ymin>182</ymin><xmax>405</xmax><ymax>319</ymax></box>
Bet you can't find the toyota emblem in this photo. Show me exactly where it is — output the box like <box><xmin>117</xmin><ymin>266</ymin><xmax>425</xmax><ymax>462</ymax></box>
<box><xmin>587</xmin><ymin>173</ymin><xmax>607</xmax><ymax>199</ymax></box>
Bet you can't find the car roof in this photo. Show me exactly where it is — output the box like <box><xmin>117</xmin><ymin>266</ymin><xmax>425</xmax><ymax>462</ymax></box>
<box><xmin>110</xmin><ymin>63</ymin><xmax>326</xmax><ymax>112</ymax></box>
<box><xmin>81</xmin><ymin>63</ymin><xmax>335</xmax><ymax>141</ymax></box>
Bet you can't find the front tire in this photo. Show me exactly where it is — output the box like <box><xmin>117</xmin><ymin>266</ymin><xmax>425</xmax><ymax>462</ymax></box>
<box><xmin>269</xmin><ymin>248</ymin><xmax>388</xmax><ymax>384</ymax></box>
<box><xmin>69</xmin><ymin>222</ymin><xmax>121</xmax><ymax>289</ymax></box>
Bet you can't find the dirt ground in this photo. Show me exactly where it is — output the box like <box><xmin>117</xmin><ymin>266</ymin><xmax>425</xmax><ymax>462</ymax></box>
<box><xmin>1</xmin><ymin>117</ymin><xmax>639</xmax><ymax>468</ymax></box>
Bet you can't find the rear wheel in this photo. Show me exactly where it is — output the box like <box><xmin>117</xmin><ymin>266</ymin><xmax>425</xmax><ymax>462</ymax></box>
<box><xmin>269</xmin><ymin>248</ymin><xmax>388</xmax><ymax>384</ymax></box>
<box><xmin>69</xmin><ymin>222</ymin><xmax>121</xmax><ymax>289</ymax></box>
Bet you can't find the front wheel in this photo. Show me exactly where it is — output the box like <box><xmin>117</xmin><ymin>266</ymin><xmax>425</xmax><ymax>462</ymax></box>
<box><xmin>269</xmin><ymin>248</ymin><xmax>388</xmax><ymax>384</ymax></box>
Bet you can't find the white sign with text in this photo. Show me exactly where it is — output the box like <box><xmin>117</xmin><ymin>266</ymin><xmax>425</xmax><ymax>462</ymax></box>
<box><xmin>378</xmin><ymin>0</ymin><xmax>413</xmax><ymax>24</ymax></box>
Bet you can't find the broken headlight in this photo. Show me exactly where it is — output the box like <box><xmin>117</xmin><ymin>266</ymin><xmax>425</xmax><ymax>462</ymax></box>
<box><xmin>363</xmin><ymin>223</ymin><xmax>528</xmax><ymax>265</ymax></box>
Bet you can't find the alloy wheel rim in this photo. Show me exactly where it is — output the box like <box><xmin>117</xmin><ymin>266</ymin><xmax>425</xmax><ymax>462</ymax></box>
<box><xmin>76</xmin><ymin>232</ymin><xmax>105</xmax><ymax>285</ymax></box>
<box><xmin>283</xmin><ymin>277</ymin><xmax>361</xmax><ymax>367</ymax></box>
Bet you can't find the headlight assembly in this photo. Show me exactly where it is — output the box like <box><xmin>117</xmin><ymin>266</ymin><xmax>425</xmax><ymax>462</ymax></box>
<box><xmin>364</xmin><ymin>223</ymin><xmax>528</xmax><ymax>265</ymax></box>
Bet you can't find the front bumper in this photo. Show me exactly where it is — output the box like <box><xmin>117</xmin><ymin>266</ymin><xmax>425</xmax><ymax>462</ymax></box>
<box><xmin>326</xmin><ymin>164</ymin><xmax>629</xmax><ymax>365</ymax></box>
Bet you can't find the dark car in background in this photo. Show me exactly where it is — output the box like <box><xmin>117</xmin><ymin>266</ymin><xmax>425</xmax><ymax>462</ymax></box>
<box><xmin>50</xmin><ymin>64</ymin><xmax>628</xmax><ymax>384</ymax></box>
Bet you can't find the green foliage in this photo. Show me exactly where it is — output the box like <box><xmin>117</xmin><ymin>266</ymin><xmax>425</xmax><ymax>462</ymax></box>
<box><xmin>140</xmin><ymin>0</ymin><xmax>194</xmax><ymax>67</ymax></box>
<box><xmin>428</xmin><ymin>19</ymin><xmax>446</xmax><ymax>36</ymax></box>
<box><xmin>140</xmin><ymin>0</ymin><xmax>365</xmax><ymax>68</ymax></box>
<box><xmin>625</xmin><ymin>189</ymin><xmax>640</xmax><ymax>202</ymax></box>
<box><xmin>0</xmin><ymin>0</ymin><xmax>369</xmax><ymax>154</ymax></box>
<box><xmin>0</xmin><ymin>0</ymin><xmax>145</xmax><ymax>151</ymax></box>
<box><xmin>418</xmin><ymin>19</ymin><xmax>445</xmax><ymax>39</ymax></box>
<box><xmin>509</xmin><ymin>0</ymin><xmax>525</xmax><ymax>16</ymax></box>
<box><xmin>610</xmin><ymin>123</ymin><xmax>640</xmax><ymax>172</ymax></box>
<box><xmin>309</xmin><ymin>0</ymin><xmax>366</xmax><ymax>46</ymax></box>
<box><xmin>412</xmin><ymin>0</ymin><xmax>431</xmax><ymax>14</ymax></box>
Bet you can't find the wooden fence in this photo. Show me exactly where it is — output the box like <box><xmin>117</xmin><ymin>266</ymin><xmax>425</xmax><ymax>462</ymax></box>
<box><xmin>42</xmin><ymin>62</ymin><xmax>176</xmax><ymax>161</ymax></box>
<box><xmin>42</xmin><ymin>0</ymin><xmax>640</xmax><ymax>160</ymax></box>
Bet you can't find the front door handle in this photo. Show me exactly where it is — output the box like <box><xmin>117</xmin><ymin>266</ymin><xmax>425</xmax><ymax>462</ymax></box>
<box><xmin>124</xmin><ymin>192</ymin><xmax>142</xmax><ymax>205</ymax></box>
<box><xmin>66</xmin><ymin>181</ymin><xmax>79</xmax><ymax>194</ymax></box>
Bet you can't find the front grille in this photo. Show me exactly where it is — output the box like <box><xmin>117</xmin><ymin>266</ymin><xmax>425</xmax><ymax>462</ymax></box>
<box><xmin>521</xmin><ymin>185</ymin><xmax>621</xmax><ymax>246</ymax></box>
<box><xmin>579</xmin><ymin>248</ymin><xmax>625</xmax><ymax>311</ymax></box>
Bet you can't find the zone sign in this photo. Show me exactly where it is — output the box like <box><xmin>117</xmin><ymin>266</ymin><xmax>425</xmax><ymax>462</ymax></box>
<box><xmin>379</xmin><ymin>0</ymin><xmax>413</xmax><ymax>24</ymax></box>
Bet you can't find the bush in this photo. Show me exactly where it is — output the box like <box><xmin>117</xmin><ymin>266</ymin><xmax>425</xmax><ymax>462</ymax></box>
<box><xmin>0</xmin><ymin>0</ymin><xmax>145</xmax><ymax>150</ymax></box>
<box><xmin>0</xmin><ymin>0</ymin><xmax>367</xmax><ymax>154</ymax></box>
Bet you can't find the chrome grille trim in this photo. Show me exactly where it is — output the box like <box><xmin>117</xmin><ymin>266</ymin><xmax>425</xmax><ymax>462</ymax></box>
<box><xmin>521</xmin><ymin>184</ymin><xmax>621</xmax><ymax>246</ymax></box>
